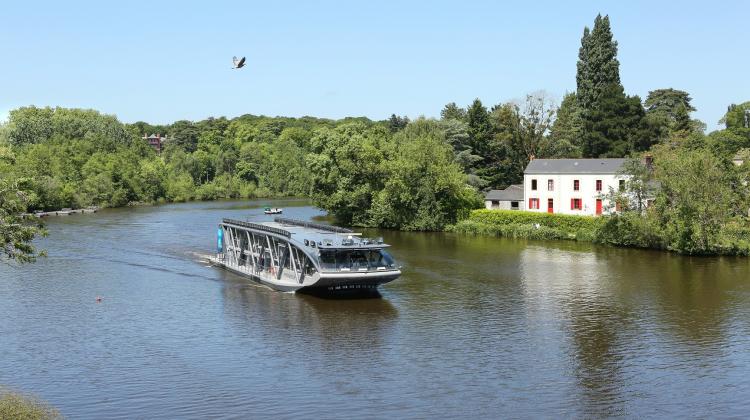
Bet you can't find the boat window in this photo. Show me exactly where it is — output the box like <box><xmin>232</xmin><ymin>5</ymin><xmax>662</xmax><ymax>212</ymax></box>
<box><xmin>320</xmin><ymin>249</ymin><xmax>397</xmax><ymax>270</ymax></box>
<box><xmin>379</xmin><ymin>250</ymin><xmax>396</xmax><ymax>268</ymax></box>
<box><xmin>319</xmin><ymin>251</ymin><xmax>336</xmax><ymax>270</ymax></box>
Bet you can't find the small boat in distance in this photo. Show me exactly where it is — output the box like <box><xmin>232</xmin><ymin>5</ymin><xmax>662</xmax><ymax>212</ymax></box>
<box><xmin>263</xmin><ymin>207</ymin><xmax>283</xmax><ymax>215</ymax></box>
<box><xmin>210</xmin><ymin>217</ymin><xmax>401</xmax><ymax>293</ymax></box>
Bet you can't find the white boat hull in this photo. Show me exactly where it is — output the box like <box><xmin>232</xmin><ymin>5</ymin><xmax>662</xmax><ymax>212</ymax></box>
<box><xmin>210</xmin><ymin>256</ymin><xmax>400</xmax><ymax>293</ymax></box>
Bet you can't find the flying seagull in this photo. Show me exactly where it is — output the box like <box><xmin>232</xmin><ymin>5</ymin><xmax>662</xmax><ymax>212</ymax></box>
<box><xmin>232</xmin><ymin>56</ymin><xmax>246</xmax><ymax>69</ymax></box>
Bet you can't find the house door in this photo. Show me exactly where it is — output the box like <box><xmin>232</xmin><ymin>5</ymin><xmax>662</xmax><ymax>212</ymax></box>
<box><xmin>547</xmin><ymin>198</ymin><xmax>554</xmax><ymax>213</ymax></box>
<box><xmin>596</xmin><ymin>199</ymin><xmax>603</xmax><ymax>215</ymax></box>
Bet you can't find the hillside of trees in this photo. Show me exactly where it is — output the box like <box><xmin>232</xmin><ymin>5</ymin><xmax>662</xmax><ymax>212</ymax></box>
<box><xmin>2</xmin><ymin>14</ymin><xmax>750</xmax><ymax>262</ymax></box>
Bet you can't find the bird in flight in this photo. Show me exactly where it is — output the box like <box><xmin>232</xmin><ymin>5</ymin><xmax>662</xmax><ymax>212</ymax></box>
<box><xmin>232</xmin><ymin>56</ymin><xmax>246</xmax><ymax>69</ymax></box>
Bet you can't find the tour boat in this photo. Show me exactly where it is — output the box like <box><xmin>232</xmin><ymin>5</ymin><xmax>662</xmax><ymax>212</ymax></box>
<box><xmin>210</xmin><ymin>217</ymin><xmax>401</xmax><ymax>293</ymax></box>
<box><xmin>263</xmin><ymin>207</ymin><xmax>283</xmax><ymax>214</ymax></box>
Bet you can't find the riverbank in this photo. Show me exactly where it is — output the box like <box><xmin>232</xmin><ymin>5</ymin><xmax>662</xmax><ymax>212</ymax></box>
<box><xmin>449</xmin><ymin>209</ymin><xmax>750</xmax><ymax>256</ymax></box>
<box><xmin>0</xmin><ymin>388</ymin><xmax>60</xmax><ymax>419</ymax></box>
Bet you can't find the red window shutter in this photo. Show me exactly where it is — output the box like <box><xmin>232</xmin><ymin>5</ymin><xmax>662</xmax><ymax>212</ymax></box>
<box><xmin>529</xmin><ymin>198</ymin><xmax>533</xmax><ymax>209</ymax></box>
<box><xmin>570</xmin><ymin>199</ymin><xmax>574</xmax><ymax>210</ymax></box>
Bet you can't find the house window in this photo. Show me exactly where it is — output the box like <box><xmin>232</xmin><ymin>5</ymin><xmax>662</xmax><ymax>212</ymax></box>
<box><xmin>619</xmin><ymin>179</ymin><xmax>625</xmax><ymax>191</ymax></box>
<box><xmin>573</xmin><ymin>179</ymin><xmax>580</xmax><ymax>191</ymax></box>
<box><xmin>529</xmin><ymin>198</ymin><xmax>540</xmax><ymax>210</ymax></box>
<box><xmin>547</xmin><ymin>179</ymin><xmax>554</xmax><ymax>191</ymax></box>
<box><xmin>547</xmin><ymin>198</ymin><xmax>554</xmax><ymax>213</ymax></box>
<box><xmin>596</xmin><ymin>199</ymin><xmax>603</xmax><ymax>215</ymax></box>
<box><xmin>571</xmin><ymin>198</ymin><xmax>582</xmax><ymax>210</ymax></box>
<box><xmin>511</xmin><ymin>201</ymin><xmax>519</xmax><ymax>210</ymax></box>
<box><xmin>596</xmin><ymin>179</ymin><xmax>603</xmax><ymax>191</ymax></box>
<box><xmin>531</xmin><ymin>179</ymin><xmax>537</xmax><ymax>191</ymax></box>
<box><xmin>491</xmin><ymin>200</ymin><xmax>499</xmax><ymax>208</ymax></box>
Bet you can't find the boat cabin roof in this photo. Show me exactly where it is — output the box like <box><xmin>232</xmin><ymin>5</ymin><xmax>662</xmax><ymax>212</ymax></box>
<box><xmin>221</xmin><ymin>218</ymin><xmax>389</xmax><ymax>250</ymax></box>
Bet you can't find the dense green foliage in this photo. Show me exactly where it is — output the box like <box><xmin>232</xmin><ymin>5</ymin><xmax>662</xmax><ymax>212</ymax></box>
<box><xmin>439</xmin><ymin>93</ymin><xmax>566</xmax><ymax>190</ymax></box>
<box><xmin>576</xmin><ymin>14</ymin><xmax>621</xmax><ymax>110</ymax></box>
<box><xmin>581</xmin><ymin>83</ymin><xmax>658</xmax><ymax>157</ymax></box>
<box><xmin>0</xmin><ymin>147</ymin><xmax>46</xmax><ymax>263</ymax></box>
<box><xmin>602</xmin><ymin>142</ymin><xmax>750</xmax><ymax>255</ymax></box>
<box><xmin>0</xmin><ymin>106</ymin><xmax>481</xmax><ymax>231</ymax></box>
<box><xmin>451</xmin><ymin>209</ymin><xmax>603</xmax><ymax>242</ymax></box>
<box><xmin>306</xmin><ymin>119</ymin><xmax>482</xmax><ymax>230</ymax></box>
<box><xmin>547</xmin><ymin>92</ymin><xmax>583</xmax><ymax>157</ymax></box>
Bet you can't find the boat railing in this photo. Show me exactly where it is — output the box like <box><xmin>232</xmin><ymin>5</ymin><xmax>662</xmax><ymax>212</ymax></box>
<box><xmin>222</xmin><ymin>218</ymin><xmax>292</xmax><ymax>238</ymax></box>
<box><xmin>274</xmin><ymin>217</ymin><xmax>353</xmax><ymax>234</ymax></box>
<box><xmin>319</xmin><ymin>263</ymin><xmax>395</xmax><ymax>273</ymax></box>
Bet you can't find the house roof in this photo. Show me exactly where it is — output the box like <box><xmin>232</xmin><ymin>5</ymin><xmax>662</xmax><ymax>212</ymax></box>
<box><xmin>524</xmin><ymin>158</ymin><xmax>627</xmax><ymax>175</ymax></box>
<box><xmin>485</xmin><ymin>184</ymin><xmax>524</xmax><ymax>201</ymax></box>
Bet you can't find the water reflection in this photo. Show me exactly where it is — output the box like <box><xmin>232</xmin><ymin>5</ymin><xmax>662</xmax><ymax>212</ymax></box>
<box><xmin>219</xmin><ymin>270</ymin><xmax>399</xmax><ymax>370</ymax></box>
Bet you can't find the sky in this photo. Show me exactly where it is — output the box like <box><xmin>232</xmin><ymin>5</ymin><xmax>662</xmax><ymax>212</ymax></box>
<box><xmin>2</xmin><ymin>1</ymin><xmax>748</xmax><ymax>130</ymax></box>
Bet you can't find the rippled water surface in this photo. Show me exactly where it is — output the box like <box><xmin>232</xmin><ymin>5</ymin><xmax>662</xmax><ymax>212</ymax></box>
<box><xmin>2</xmin><ymin>200</ymin><xmax>750</xmax><ymax>418</ymax></box>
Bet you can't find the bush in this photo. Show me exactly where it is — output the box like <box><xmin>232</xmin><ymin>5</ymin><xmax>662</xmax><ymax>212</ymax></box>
<box><xmin>593</xmin><ymin>212</ymin><xmax>662</xmax><ymax>248</ymax></box>
<box><xmin>0</xmin><ymin>390</ymin><xmax>61</xmax><ymax>420</ymax></box>
<box><xmin>451</xmin><ymin>209</ymin><xmax>603</xmax><ymax>242</ymax></box>
<box><xmin>467</xmin><ymin>209</ymin><xmax>603</xmax><ymax>233</ymax></box>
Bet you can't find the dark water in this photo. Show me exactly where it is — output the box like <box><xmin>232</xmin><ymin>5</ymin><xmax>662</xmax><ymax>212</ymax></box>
<box><xmin>2</xmin><ymin>200</ymin><xmax>750</xmax><ymax>418</ymax></box>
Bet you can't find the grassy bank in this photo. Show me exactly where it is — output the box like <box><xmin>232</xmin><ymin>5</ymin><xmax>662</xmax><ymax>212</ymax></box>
<box><xmin>0</xmin><ymin>389</ymin><xmax>61</xmax><ymax>420</ymax></box>
<box><xmin>450</xmin><ymin>209</ymin><xmax>750</xmax><ymax>256</ymax></box>
<box><xmin>449</xmin><ymin>209</ymin><xmax>604</xmax><ymax>242</ymax></box>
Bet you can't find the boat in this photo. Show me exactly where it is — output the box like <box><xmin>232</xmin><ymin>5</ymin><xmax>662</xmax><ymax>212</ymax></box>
<box><xmin>209</xmin><ymin>217</ymin><xmax>401</xmax><ymax>293</ymax></box>
<box><xmin>263</xmin><ymin>207</ymin><xmax>283</xmax><ymax>214</ymax></box>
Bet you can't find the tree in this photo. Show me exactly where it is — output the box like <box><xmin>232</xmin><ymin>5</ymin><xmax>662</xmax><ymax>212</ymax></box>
<box><xmin>547</xmin><ymin>92</ymin><xmax>583</xmax><ymax>157</ymax></box>
<box><xmin>169</xmin><ymin>120</ymin><xmax>200</xmax><ymax>153</ymax></box>
<box><xmin>649</xmin><ymin>143</ymin><xmax>746</xmax><ymax>254</ymax></box>
<box><xmin>6</xmin><ymin>107</ymin><xmax>130</xmax><ymax>146</ymax></box>
<box><xmin>707</xmin><ymin>129</ymin><xmax>750</xmax><ymax>157</ymax></box>
<box><xmin>440</xmin><ymin>102</ymin><xmax>466</xmax><ymax>121</ymax></box>
<box><xmin>387</xmin><ymin>114</ymin><xmax>409</xmax><ymax>132</ymax></box>
<box><xmin>368</xmin><ymin>119</ymin><xmax>482</xmax><ymax>230</ymax></box>
<box><xmin>720</xmin><ymin>101</ymin><xmax>750</xmax><ymax>130</ymax></box>
<box><xmin>466</xmin><ymin>99</ymin><xmax>492</xmax><ymax>161</ymax></box>
<box><xmin>644</xmin><ymin>89</ymin><xmax>696</xmax><ymax>120</ymax></box>
<box><xmin>306</xmin><ymin>123</ymin><xmax>391</xmax><ymax>226</ymax></box>
<box><xmin>576</xmin><ymin>14</ymin><xmax>621</xmax><ymax>110</ymax></box>
<box><xmin>515</xmin><ymin>92</ymin><xmax>556</xmax><ymax>160</ymax></box>
<box><xmin>644</xmin><ymin>89</ymin><xmax>699</xmax><ymax>137</ymax></box>
<box><xmin>474</xmin><ymin>93</ymin><xmax>558</xmax><ymax>189</ymax></box>
<box><xmin>581</xmin><ymin>84</ymin><xmax>656</xmax><ymax>157</ymax></box>
<box><xmin>1</xmin><ymin>177</ymin><xmax>46</xmax><ymax>263</ymax></box>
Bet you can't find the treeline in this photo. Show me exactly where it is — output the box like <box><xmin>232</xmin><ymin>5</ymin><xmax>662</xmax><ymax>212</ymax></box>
<box><xmin>0</xmin><ymin>107</ymin><xmax>483</xmax><ymax>230</ymax></box>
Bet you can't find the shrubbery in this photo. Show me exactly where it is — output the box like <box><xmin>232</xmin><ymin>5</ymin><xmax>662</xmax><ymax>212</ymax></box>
<box><xmin>0</xmin><ymin>389</ymin><xmax>60</xmax><ymax>420</ymax></box>
<box><xmin>451</xmin><ymin>209</ymin><xmax>603</xmax><ymax>242</ymax></box>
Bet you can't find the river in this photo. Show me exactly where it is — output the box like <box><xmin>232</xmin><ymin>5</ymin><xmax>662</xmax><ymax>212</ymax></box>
<box><xmin>1</xmin><ymin>200</ymin><xmax>749</xmax><ymax>418</ymax></box>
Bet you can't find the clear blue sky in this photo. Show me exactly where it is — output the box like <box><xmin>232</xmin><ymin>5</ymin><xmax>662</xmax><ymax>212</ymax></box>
<box><xmin>2</xmin><ymin>1</ymin><xmax>747</xmax><ymax>130</ymax></box>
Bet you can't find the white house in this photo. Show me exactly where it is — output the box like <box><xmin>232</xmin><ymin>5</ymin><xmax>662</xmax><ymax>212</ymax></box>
<box><xmin>484</xmin><ymin>184</ymin><xmax>525</xmax><ymax>210</ymax></box>
<box><xmin>523</xmin><ymin>158</ymin><xmax>628</xmax><ymax>216</ymax></box>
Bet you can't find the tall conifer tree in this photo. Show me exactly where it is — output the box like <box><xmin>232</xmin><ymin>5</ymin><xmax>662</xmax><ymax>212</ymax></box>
<box><xmin>576</xmin><ymin>14</ymin><xmax>621</xmax><ymax>110</ymax></box>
